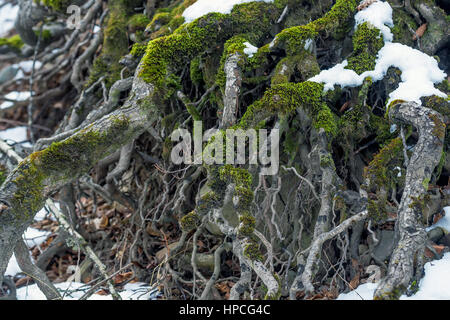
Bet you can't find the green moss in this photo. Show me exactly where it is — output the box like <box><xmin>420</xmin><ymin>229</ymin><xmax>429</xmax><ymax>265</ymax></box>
<box><xmin>197</xmin><ymin>191</ymin><xmax>220</xmax><ymax>215</ymax></box>
<box><xmin>0</xmin><ymin>35</ymin><xmax>24</xmax><ymax>51</ymax></box>
<box><xmin>346</xmin><ymin>22</ymin><xmax>384</xmax><ymax>74</ymax></box>
<box><xmin>436</xmin><ymin>151</ymin><xmax>446</xmax><ymax>181</ymax></box>
<box><xmin>130</xmin><ymin>42</ymin><xmax>147</xmax><ymax>57</ymax></box>
<box><xmin>275</xmin><ymin>0</ymin><xmax>358</xmax><ymax>55</ymax></box>
<box><xmin>429</xmin><ymin>113</ymin><xmax>446</xmax><ymax>140</ymax></box>
<box><xmin>271</xmin><ymin>52</ymin><xmax>320</xmax><ymax>86</ymax></box>
<box><xmin>320</xmin><ymin>153</ymin><xmax>334</xmax><ymax>168</ymax></box>
<box><xmin>423</xmin><ymin>95</ymin><xmax>450</xmax><ymax>118</ymax></box>
<box><xmin>0</xmin><ymin>165</ymin><xmax>6</xmax><ymax>187</ymax></box>
<box><xmin>219</xmin><ymin>164</ymin><xmax>252</xmax><ymax>188</ymax></box>
<box><xmin>365</xmin><ymin>137</ymin><xmax>404</xmax><ymax>190</ymax></box>
<box><xmin>239</xmin><ymin>81</ymin><xmax>337</xmax><ymax>137</ymax></box>
<box><xmin>146</xmin><ymin>0</ymin><xmax>196</xmax><ymax>39</ymax></box>
<box><xmin>315</xmin><ymin>107</ymin><xmax>338</xmax><ymax>137</ymax></box>
<box><xmin>391</xmin><ymin>8</ymin><xmax>417</xmax><ymax>46</ymax></box>
<box><xmin>10</xmin><ymin>160</ymin><xmax>45</xmax><ymax>222</ymax></box>
<box><xmin>40</xmin><ymin>0</ymin><xmax>71</xmax><ymax>11</ymax></box>
<box><xmin>238</xmin><ymin>212</ymin><xmax>256</xmax><ymax>236</ymax></box>
<box><xmin>264</xmin><ymin>273</ymin><xmax>282</xmax><ymax>300</ymax></box>
<box><xmin>374</xmin><ymin>285</ymin><xmax>406</xmax><ymax>300</ymax></box>
<box><xmin>386</xmin><ymin>99</ymin><xmax>407</xmax><ymax>118</ymax></box>
<box><xmin>87</xmin><ymin>1</ymin><xmax>130</xmax><ymax>88</ymax></box>
<box><xmin>190</xmin><ymin>56</ymin><xmax>203</xmax><ymax>85</ymax></box>
<box><xmin>129</xmin><ymin>14</ymin><xmax>150</xmax><ymax>31</ymax></box>
<box><xmin>139</xmin><ymin>1</ymin><xmax>280</xmax><ymax>94</ymax></box>
<box><xmin>368</xmin><ymin>197</ymin><xmax>388</xmax><ymax>223</ymax></box>
<box><xmin>422</xmin><ymin>177</ymin><xmax>430</xmax><ymax>191</ymax></box>
<box><xmin>243</xmin><ymin>241</ymin><xmax>264</xmax><ymax>262</ymax></box>
<box><xmin>179</xmin><ymin>211</ymin><xmax>200</xmax><ymax>231</ymax></box>
<box><xmin>435</xmin><ymin>80</ymin><xmax>449</xmax><ymax>94</ymax></box>
<box><xmin>140</xmin><ymin>12</ymin><xmax>231</xmax><ymax>89</ymax></box>
<box><xmin>215</xmin><ymin>35</ymin><xmax>248</xmax><ymax>88</ymax></box>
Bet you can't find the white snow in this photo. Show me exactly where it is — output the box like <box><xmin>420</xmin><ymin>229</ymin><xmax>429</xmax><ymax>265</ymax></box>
<box><xmin>0</xmin><ymin>126</ymin><xmax>28</xmax><ymax>143</ymax></box>
<box><xmin>15</xmin><ymin>281</ymin><xmax>161</xmax><ymax>300</ymax></box>
<box><xmin>309</xmin><ymin>1</ymin><xmax>447</xmax><ymax>106</ymax></box>
<box><xmin>0</xmin><ymin>1</ymin><xmax>19</xmax><ymax>36</ymax></box>
<box><xmin>337</xmin><ymin>282</ymin><xmax>378</xmax><ymax>300</ymax></box>
<box><xmin>338</xmin><ymin>252</ymin><xmax>450</xmax><ymax>300</ymax></box>
<box><xmin>16</xmin><ymin>61</ymin><xmax>42</xmax><ymax>73</ymax></box>
<box><xmin>390</xmin><ymin>124</ymin><xmax>397</xmax><ymax>133</ymax></box>
<box><xmin>13</xmin><ymin>60</ymin><xmax>43</xmax><ymax>80</ymax></box>
<box><xmin>5</xmin><ymin>254</ymin><xmax>21</xmax><ymax>276</ymax></box>
<box><xmin>23</xmin><ymin>227</ymin><xmax>51</xmax><ymax>248</ymax></box>
<box><xmin>338</xmin><ymin>207</ymin><xmax>450</xmax><ymax>300</ymax></box>
<box><xmin>0</xmin><ymin>91</ymin><xmax>31</xmax><ymax>109</ymax></box>
<box><xmin>34</xmin><ymin>204</ymin><xmax>58</xmax><ymax>222</ymax></box>
<box><xmin>5</xmin><ymin>227</ymin><xmax>50</xmax><ymax>277</ymax></box>
<box><xmin>354</xmin><ymin>1</ymin><xmax>393</xmax><ymax>42</ymax></box>
<box><xmin>401</xmin><ymin>252</ymin><xmax>450</xmax><ymax>300</ymax></box>
<box><xmin>304</xmin><ymin>38</ymin><xmax>314</xmax><ymax>52</ymax></box>
<box><xmin>182</xmin><ymin>0</ymin><xmax>274</xmax><ymax>23</ymax></box>
<box><xmin>243</xmin><ymin>41</ymin><xmax>258</xmax><ymax>58</ymax></box>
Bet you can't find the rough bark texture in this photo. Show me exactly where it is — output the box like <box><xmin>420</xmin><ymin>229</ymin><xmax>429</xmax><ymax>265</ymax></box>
<box><xmin>0</xmin><ymin>0</ymin><xmax>448</xmax><ymax>301</ymax></box>
<box><xmin>374</xmin><ymin>102</ymin><xmax>446</xmax><ymax>299</ymax></box>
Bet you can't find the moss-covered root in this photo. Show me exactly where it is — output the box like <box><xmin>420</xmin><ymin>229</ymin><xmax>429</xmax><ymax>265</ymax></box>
<box><xmin>374</xmin><ymin>102</ymin><xmax>445</xmax><ymax>300</ymax></box>
<box><xmin>87</xmin><ymin>0</ymin><xmax>129</xmax><ymax>88</ymax></box>
<box><xmin>272</xmin><ymin>0</ymin><xmax>359</xmax><ymax>55</ymax></box>
<box><xmin>139</xmin><ymin>1</ymin><xmax>281</xmax><ymax>95</ymax></box>
<box><xmin>0</xmin><ymin>76</ymin><xmax>159</xmax><ymax>285</ymax></box>
<box><xmin>345</xmin><ymin>22</ymin><xmax>384</xmax><ymax>74</ymax></box>
<box><xmin>0</xmin><ymin>35</ymin><xmax>24</xmax><ymax>52</ymax></box>
<box><xmin>271</xmin><ymin>51</ymin><xmax>320</xmax><ymax>86</ymax></box>
<box><xmin>234</xmin><ymin>238</ymin><xmax>281</xmax><ymax>300</ymax></box>
<box><xmin>240</xmin><ymin>81</ymin><xmax>337</xmax><ymax>138</ymax></box>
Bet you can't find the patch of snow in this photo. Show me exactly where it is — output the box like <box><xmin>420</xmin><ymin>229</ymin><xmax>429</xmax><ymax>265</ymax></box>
<box><xmin>337</xmin><ymin>252</ymin><xmax>450</xmax><ymax>300</ymax></box>
<box><xmin>401</xmin><ymin>252</ymin><xmax>450</xmax><ymax>300</ymax></box>
<box><xmin>5</xmin><ymin>253</ymin><xmax>21</xmax><ymax>277</ymax></box>
<box><xmin>304</xmin><ymin>38</ymin><xmax>314</xmax><ymax>52</ymax></box>
<box><xmin>354</xmin><ymin>0</ymin><xmax>393</xmax><ymax>42</ymax></box>
<box><xmin>390</xmin><ymin>124</ymin><xmax>397</xmax><ymax>133</ymax></box>
<box><xmin>15</xmin><ymin>281</ymin><xmax>161</xmax><ymax>300</ymax></box>
<box><xmin>0</xmin><ymin>91</ymin><xmax>31</xmax><ymax>109</ymax></box>
<box><xmin>5</xmin><ymin>226</ymin><xmax>51</xmax><ymax>277</ymax></box>
<box><xmin>309</xmin><ymin>1</ymin><xmax>447</xmax><ymax>106</ymax></box>
<box><xmin>337</xmin><ymin>282</ymin><xmax>378</xmax><ymax>300</ymax></box>
<box><xmin>13</xmin><ymin>60</ymin><xmax>43</xmax><ymax>80</ymax></box>
<box><xmin>427</xmin><ymin>206</ymin><xmax>450</xmax><ymax>233</ymax></box>
<box><xmin>34</xmin><ymin>204</ymin><xmax>59</xmax><ymax>222</ymax></box>
<box><xmin>17</xmin><ymin>60</ymin><xmax>42</xmax><ymax>73</ymax></box>
<box><xmin>182</xmin><ymin>0</ymin><xmax>274</xmax><ymax>23</ymax></box>
<box><xmin>0</xmin><ymin>126</ymin><xmax>28</xmax><ymax>143</ymax></box>
<box><xmin>243</xmin><ymin>41</ymin><xmax>258</xmax><ymax>58</ymax></box>
<box><xmin>23</xmin><ymin>227</ymin><xmax>51</xmax><ymax>248</ymax></box>
<box><xmin>0</xmin><ymin>1</ymin><xmax>19</xmax><ymax>36</ymax></box>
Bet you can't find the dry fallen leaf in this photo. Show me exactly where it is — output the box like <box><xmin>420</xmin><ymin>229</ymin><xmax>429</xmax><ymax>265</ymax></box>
<box><xmin>95</xmin><ymin>289</ymin><xmax>109</xmax><ymax>296</ymax></box>
<box><xmin>349</xmin><ymin>273</ymin><xmax>360</xmax><ymax>290</ymax></box>
<box><xmin>114</xmin><ymin>271</ymin><xmax>134</xmax><ymax>284</ymax></box>
<box><xmin>339</xmin><ymin>100</ymin><xmax>351</xmax><ymax>113</ymax></box>
<box><xmin>432</xmin><ymin>244</ymin><xmax>445</xmax><ymax>255</ymax></box>
<box><xmin>412</xmin><ymin>23</ymin><xmax>427</xmax><ymax>40</ymax></box>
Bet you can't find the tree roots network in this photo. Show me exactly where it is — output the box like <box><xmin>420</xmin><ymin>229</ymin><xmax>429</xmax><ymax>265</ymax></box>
<box><xmin>0</xmin><ymin>0</ymin><xmax>448</xmax><ymax>300</ymax></box>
